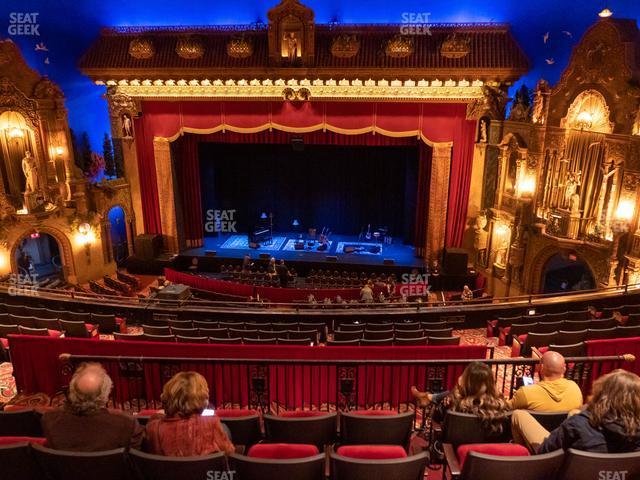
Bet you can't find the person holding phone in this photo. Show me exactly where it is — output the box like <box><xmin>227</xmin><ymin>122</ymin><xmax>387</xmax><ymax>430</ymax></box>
<box><xmin>145</xmin><ymin>371</ymin><xmax>234</xmax><ymax>457</ymax></box>
<box><xmin>508</xmin><ymin>351</ymin><xmax>583</xmax><ymax>412</ymax></box>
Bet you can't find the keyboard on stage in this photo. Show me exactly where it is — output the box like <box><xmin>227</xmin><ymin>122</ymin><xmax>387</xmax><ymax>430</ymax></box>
<box><xmin>250</xmin><ymin>228</ymin><xmax>272</xmax><ymax>244</ymax></box>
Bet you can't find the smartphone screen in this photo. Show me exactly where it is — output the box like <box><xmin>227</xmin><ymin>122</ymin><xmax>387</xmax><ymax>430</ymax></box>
<box><xmin>522</xmin><ymin>376</ymin><xmax>534</xmax><ymax>386</ymax></box>
<box><xmin>202</xmin><ymin>409</ymin><xmax>215</xmax><ymax>416</ymax></box>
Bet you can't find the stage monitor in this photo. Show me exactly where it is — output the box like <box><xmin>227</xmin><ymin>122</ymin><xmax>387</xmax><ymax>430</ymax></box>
<box><xmin>443</xmin><ymin>247</ymin><xmax>468</xmax><ymax>275</ymax></box>
<box><xmin>383</xmin><ymin>259</ymin><xmax>395</xmax><ymax>266</ymax></box>
<box><xmin>326</xmin><ymin>256</ymin><xmax>338</xmax><ymax>262</ymax></box>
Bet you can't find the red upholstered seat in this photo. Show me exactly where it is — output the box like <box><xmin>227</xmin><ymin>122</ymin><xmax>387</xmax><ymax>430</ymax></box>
<box><xmin>280</xmin><ymin>411</ymin><xmax>330</xmax><ymax>418</ymax></box>
<box><xmin>498</xmin><ymin>326</ymin><xmax>511</xmax><ymax>346</ymax></box>
<box><xmin>0</xmin><ymin>338</ymin><xmax>8</xmax><ymax>349</ymax></box>
<box><xmin>216</xmin><ymin>409</ymin><xmax>257</xmax><ymax>418</ymax></box>
<box><xmin>0</xmin><ymin>436</ymin><xmax>47</xmax><ymax>446</ymax></box>
<box><xmin>47</xmin><ymin>330</ymin><xmax>62</xmax><ymax>338</ymax></box>
<box><xmin>337</xmin><ymin>445</ymin><xmax>407</xmax><ymax>459</ymax></box>
<box><xmin>137</xmin><ymin>409</ymin><xmax>162</xmax><ymax>416</ymax></box>
<box><xmin>247</xmin><ymin>443</ymin><xmax>319</xmax><ymax>459</ymax></box>
<box><xmin>486</xmin><ymin>319</ymin><xmax>498</xmax><ymax>338</ymax></box>
<box><xmin>349</xmin><ymin>409</ymin><xmax>397</xmax><ymax>416</ymax></box>
<box><xmin>457</xmin><ymin>443</ymin><xmax>530</xmax><ymax>469</ymax></box>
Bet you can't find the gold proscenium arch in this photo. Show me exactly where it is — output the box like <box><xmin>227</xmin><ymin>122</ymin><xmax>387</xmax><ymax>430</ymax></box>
<box><xmin>152</xmin><ymin>125</ymin><xmax>454</xmax><ymax>264</ymax></box>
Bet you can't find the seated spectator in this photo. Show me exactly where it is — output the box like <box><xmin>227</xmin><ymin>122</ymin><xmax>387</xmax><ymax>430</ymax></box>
<box><xmin>461</xmin><ymin>285</ymin><xmax>474</xmax><ymax>302</ymax></box>
<box><xmin>508</xmin><ymin>351</ymin><xmax>583</xmax><ymax>411</ymax></box>
<box><xmin>360</xmin><ymin>281</ymin><xmax>374</xmax><ymax>303</ymax></box>
<box><xmin>146</xmin><ymin>371</ymin><xmax>234</xmax><ymax>457</ymax></box>
<box><xmin>41</xmin><ymin>362</ymin><xmax>143</xmax><ymax>451</ymax></box>
<box><xmin>411</xmin><ymin>361</ymin><xmax>510</xmax><ymax>433</ymax></box>
<box><xmin>513</xmin><ymin>369</ymin><xmax>640</xmax><ymax>453</ymax></box>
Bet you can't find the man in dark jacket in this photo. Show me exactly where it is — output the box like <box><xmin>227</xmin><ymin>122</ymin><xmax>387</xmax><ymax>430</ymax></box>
<box><xmin>42</xmin><ymin>363</ymin><xmax>144</xmax><ymax>451</ymax></box>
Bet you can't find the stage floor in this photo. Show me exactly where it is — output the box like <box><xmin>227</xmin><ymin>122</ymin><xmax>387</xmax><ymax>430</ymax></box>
<box><xmin>181</xmin><ymin>233</ymin><xmax>424</xmax><ymax>269</ymax></box>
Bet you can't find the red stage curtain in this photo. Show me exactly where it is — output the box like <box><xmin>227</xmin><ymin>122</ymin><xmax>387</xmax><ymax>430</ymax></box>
<box><xmin>172</xmin><ymin>135</ymin><xmax>204</xmax><ymax>248</ymax></box>
<box><xmin>8</xmin><ymin>335</ymin><xmax>487</xmax><ymax>408</ymax></box>
<box><xmin>135</xmin><ymin>101</ymin><xmax>476</xmax><ymax>249</ymax></box>
<box><xmin>414</xmin><ymin>146</ymin><xmax>432</xmax><ymax>257</ymax></box>
<box><xmin>446</xmin><ymin>118</ymin><xmax>477</xmax><ymax>247</ymax></box>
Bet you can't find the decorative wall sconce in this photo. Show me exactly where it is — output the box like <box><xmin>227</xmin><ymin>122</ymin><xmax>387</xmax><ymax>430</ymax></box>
<box><xmin>598</xmin><ymin>8</ymin><xmax>613</xmax><ymax>18</ymax></box>
<box><xmin>0</xmin><ymin>111</ymin><xmax>28</xmax><ymax>139</ymax></box>
<box><xmin>75</xmin><ymin>222</ymin><xmax>95</xmax><ymax>263</ymax></box>
<box><xmin>516</xmin><ymin>175</ymin><xmax>536</xmax><ymax>199</ymax></box>
<box><xmin>615</xmin><ymin>199</ymin><xmax>635</xmax><ymax>222</ymax></box>
<box><xmin>576</xmin><ymin>111</ymin><xmax>593</xmax><ymax>130</ymax></box>
<box><xmin>8</xmin><ymin>127</ymin><xmax>24</xmax><ymax>139</ymax></box>
<box><xmin>0</xmin><ymin>248</ymin><xmax>9</xmax><ymax>274</ymax></box>
<box><xmin>55</xmin><ymin>146</ymin><xmax>64</xmax><ymax>156</ymax></box>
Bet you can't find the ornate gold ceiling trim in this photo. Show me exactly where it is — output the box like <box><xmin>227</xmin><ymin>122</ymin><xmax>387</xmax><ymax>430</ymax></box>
<box><xmin>99</xmin><ymin>77</ymin><xmax>485</xmax><ymax>101</ymax></box>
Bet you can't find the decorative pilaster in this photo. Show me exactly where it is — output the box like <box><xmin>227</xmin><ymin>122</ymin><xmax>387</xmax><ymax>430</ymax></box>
<box><xmin>153</xmin><ymin>138</ymin><xmax>179</xmax><ymax>253</ymax></box>
<box><xmin>106</xmin><ymin>89</ymin><xmax>144</xmax><ymax>235</ymax></box>
<box><xmin>426</xmin><ymin>142</ymin><xmax>452</xmax><ymax>266</ymax></box>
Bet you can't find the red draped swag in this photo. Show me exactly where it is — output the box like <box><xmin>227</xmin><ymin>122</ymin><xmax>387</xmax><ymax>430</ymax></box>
<box><xmin>8</xmin><ymin>335</ymin><xmax>487</xmax><ymax>408</ymax></box>
<box><xmin>134</xmin><ymin>101</ymin><xmax>476</xmax><ymax>249</ymax></box>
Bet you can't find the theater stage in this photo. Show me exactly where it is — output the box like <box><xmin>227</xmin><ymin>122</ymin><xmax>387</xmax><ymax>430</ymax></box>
<box><xmin>178</xmin><ymin>232</ymin><xmax>424</xmax><ymax>275</ymax></box>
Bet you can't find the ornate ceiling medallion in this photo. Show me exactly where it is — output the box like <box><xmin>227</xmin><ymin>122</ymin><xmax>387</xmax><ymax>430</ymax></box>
<box><xmin>330</xmin><ymin>34</ymin><xmax>360</xmax><ymax>59</ymax></box>
<box><xmin>440</xmin><ymin>34</ymin><xmax>471</xmax><ymax>59</ymax></box>
<box><xmin>227</xmin><ymin>36</ymin><xmax>253</xmax><ymax>59</ymax></box>
<box><xmin>176</xmin><ymin>36</ymin><xmax>205</xmax><ymax>60</ymax></box>
<box><xmin>385</xmin><ymin>35</ymin><xmax>414</xmax><ymax>58</ymax></box>
<box><xmin>128</xmin><ymin>37</ymin><xmax>155</xmax><ymax>59</ymax></box>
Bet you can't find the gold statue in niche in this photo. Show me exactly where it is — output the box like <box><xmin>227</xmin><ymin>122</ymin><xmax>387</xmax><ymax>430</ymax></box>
<box><xmin>282</xmin><ymin>31</ymin><xmax>300</xmax><ymax>61</ymax></box>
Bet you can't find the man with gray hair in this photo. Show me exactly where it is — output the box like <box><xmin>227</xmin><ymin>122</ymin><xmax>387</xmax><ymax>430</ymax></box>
<box><xmin>41</xmin><ymin>363</ymin><xmax>144</xmax><ymax>451</ymax></box>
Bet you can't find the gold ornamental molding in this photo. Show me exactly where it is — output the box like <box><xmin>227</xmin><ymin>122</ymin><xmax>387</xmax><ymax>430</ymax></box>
<box><xmin>97</xmin><ymin>77</ymin><xmax>486</xmax><ymax>101</ymax></box>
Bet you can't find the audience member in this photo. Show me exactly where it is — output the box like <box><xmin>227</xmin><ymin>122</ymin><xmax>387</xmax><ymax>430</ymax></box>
<box><xmin>461</xmin><ymin>285</ymin><xmax>474</xmax><ymax>301</ymax></box>
<box><xmin>411</xmin><ymin>361</ymin><xmax>510</xmax><ymax>433</ymax></box>
<box><xmin>513</xmin><ymin>369</ymin><xmax>640</xmax><ymax>453</ymax></box>
<box><xmin>41</xmin><ymin>363</ymin><xmax>143</xmax><ymax>451</ymax></box>
<box><xmin>146</xmin><ymin>371</ymin><xmax>234</xmax><ymax>457</ymax></box>
<box><xmin>360</xmin><ymin>280</ymin><xmax>374</xmax><ymax>303</ymax></box>
<box><xmin>508</xmin><ymin>351</ymin><xmax>583</xmax><ymax>411</ymax></box>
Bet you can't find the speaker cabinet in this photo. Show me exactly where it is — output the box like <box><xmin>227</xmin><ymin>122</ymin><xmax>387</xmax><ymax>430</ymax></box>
<box><xmin>134</xmin><ymin>234</ymin><xmax>163</xmax><ymax>261</ymax></box>
<box><xmin>443</xmin><ymin>247</ymin><xmax>468</xmax><ymax>275</ymax></box>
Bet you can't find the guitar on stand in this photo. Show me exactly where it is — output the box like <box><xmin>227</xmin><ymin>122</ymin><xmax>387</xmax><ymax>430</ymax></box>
<box><xmin>365</xmin><ymin>224</ymin><xmax>372</xmax><ymax>241</ymax></box>
<box><xmin>317</xmin><ymin>227</ymin><xmax>331</xmax><ymax>251</ymax></box>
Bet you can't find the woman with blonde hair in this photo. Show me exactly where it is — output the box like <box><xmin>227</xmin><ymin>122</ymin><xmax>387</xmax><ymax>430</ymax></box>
<box><xmin>536</xmin><ymin>369</ymin><xmax>640</xmax><ymax>453</ymax></box>
<box><xmin>146</xmin><ymin>371</ymin><xmax>234</xmax><ymax>456</ymax></box>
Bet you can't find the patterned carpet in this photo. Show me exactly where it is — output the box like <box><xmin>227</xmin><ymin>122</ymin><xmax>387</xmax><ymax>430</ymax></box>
<box><xmin>0</xmin><ymin>362</ymin><xmax>16</xmax><ymax>404</ymax></box>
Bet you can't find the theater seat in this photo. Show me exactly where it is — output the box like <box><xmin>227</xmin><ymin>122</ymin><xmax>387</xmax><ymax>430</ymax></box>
<box><xmin>457</xmin><ymin>443</ymin><xmax>530</xmax><ymax>469</ymax></box>
<box><xmin>130</xmin><ymin>449</ymin><xmax>228</xmax><ymax>480</ymax></box>
<box><xmin>247</xmin><ymin>443</ymin><xmax>319</xmax><ymax>459</ymax></box>
<box><xmin>230</xmin><ymin>450</ymin><xmax>325</xmax><ymax>480</ymax></box>
<box><xmin>264</xmin><ymin>412</ymin><xmax>337</xmax><ymax>450</ymax></box>
<box><xmin>456</xmin><ymin>448</ymin><xmax>564</xmax><ymax>480</ymax></box>
<box><xmin>0</xmin><ymin>436</ymin><xmax>46</xmax><ymax>445</ymax></box>
<box><xmin>336</xmin><ymin>445</ymin><xmax>407</xmax><ymax>460</ymax></box>
<box><xmin>216</xmin><ymin>409</ymin><xmax>261</xmax><ymax>449</ymax></box>
<box><xmin>330</xmin><ymin>450</ymin><xmax>428</xmax><ymax>480</ymax></box>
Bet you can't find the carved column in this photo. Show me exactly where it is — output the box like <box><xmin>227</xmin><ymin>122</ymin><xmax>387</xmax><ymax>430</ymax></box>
<box><xmin>154</xmin><ymin>138</ymin><xmax>179</xmax><ymax>253</ymax></box>
<box><xmin>426</xmin><ymin>142</ymin><xmax>452</xmax><ymax>265</ymax></box>
<box><xmin>106</xmin><ymin>90</ymin><xmax>144</xmax><ymax>236</ymax></box>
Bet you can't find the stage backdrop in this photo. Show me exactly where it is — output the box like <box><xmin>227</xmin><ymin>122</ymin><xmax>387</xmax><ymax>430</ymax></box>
<box><xmin>134</xmin><ymin>101</ymin><xmax>476</xmax><ymax>250</ymax></box>
<box><xmin>199</xmin><ymin>140</ymin><xmax>419</xmax><ymax>242</ymax></box>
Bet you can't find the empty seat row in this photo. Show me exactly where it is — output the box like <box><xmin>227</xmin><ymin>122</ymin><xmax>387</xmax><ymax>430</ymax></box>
<box><xmin>0</xmin><ymin>307</ymin><xmax>123</xmax><ymax>334</ymax></box>
<box><xmin>142</xmin><ymin>325</ymin><xmax>320</xmax><ymax>343</ymax></box>
<box><xmin>328</xmin><ymin>336</ymin><xmax>461</xmax><ymax>346</ymax></box>
<box><xmin>150</xmin><ymin>319</ymin><xmax>327</xmax><ymax>339</ymax></box>
<box><xmin>114</xmin><ymin>333</ymin><xmax>317</xmax><ymax>346</ymax></box>
<box><xmin>333</xmin><ymin>327</ymin><xmax>453</xmax><ymax>341</ymax></box>
<box><xmin>498</xmin><ymin>317</ymin><xmax>625</xmax><ymax>346</ymax></box>
<box><xmin>337</xmin><ymin>321</ymin><xmax>448</xmax><ymax>331</ymax></box>
<box><xmin>512</xmin><ymin>324</ymin><xmax>640</xmax><ymax>357</ymax></box>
